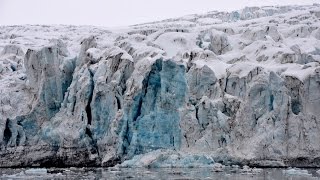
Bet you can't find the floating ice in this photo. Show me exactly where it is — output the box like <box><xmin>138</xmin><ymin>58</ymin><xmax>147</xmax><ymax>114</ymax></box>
<box><xmin>25</xmin><ymin>168</ymin><xmax>48</xmax><ymax>175</ymax></box>
<box><xmin>283</xmin><ymin>168</ymin><xmax>312</xmax><ymax>176</ymax></box>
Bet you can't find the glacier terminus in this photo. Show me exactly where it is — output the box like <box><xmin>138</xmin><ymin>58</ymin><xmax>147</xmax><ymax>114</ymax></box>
<box><xmin>0</xmin><ymin>4</ymin><xmax>320</xmax><ymax>168</ymax></box>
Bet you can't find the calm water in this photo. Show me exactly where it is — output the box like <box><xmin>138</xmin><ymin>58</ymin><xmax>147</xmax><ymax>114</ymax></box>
<box><xmin>0</xmin><ymin>167</ymin><xmax>320</xmax><ymax>180</ymax></box>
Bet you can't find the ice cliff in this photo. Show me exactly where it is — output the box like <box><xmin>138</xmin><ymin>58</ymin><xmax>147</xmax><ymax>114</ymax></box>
<box><xmin>1</xmin><ymin>4</ymin><xmax>320</xmax><ymax>167</ymax></box>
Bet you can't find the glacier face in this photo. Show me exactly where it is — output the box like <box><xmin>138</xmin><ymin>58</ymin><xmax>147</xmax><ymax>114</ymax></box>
<box><xmin>1</xmin><ymin>4</ymin><xmax>320</xmax><ymax>167</ymax></box>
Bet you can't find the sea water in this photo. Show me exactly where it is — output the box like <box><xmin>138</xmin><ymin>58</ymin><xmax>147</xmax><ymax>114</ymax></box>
<box><xmin>1</xmin><ymin>167</ymin><xmax>320</xmax><ymax>180</ymax></box>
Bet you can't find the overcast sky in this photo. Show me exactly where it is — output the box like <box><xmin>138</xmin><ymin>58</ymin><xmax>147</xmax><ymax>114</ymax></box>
<box><xmin>0</xmin><ymin>0</ymin><xmax>319</xmax><ymax>27</ymax></box>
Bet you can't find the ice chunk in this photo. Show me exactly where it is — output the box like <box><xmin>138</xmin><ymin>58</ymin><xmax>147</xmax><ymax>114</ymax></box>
<box><xmin>283</xmin><ymin>168</ymin><xmax>311</xmax><ymax>176</ymax></box>
<box><xmin>25</xmin><ymin>168</ymin><xmax>48</xmax><ymax>175</ymax></box>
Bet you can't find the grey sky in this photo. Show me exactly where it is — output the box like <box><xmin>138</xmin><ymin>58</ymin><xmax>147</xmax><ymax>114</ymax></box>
<box><xmin>0</xmin><ymin>0</ymin><xmax>319</xmax><ymax>27</ymax></box>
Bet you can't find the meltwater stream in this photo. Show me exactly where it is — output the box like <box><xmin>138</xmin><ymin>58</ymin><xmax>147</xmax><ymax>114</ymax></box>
<box><xmin>1</xmin><ymin>167</ymin><xmax>320</xmax><ymax>180</ymax></box>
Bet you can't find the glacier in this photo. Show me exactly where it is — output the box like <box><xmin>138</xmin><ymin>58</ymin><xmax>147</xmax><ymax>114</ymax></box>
<box><xmin>1</xmin><ymin>4</ymin><xmax>320</xmax><ymax>168</ymax></box>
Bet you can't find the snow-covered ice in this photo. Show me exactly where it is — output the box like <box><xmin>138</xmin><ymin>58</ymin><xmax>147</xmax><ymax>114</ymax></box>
<box><xmin>0</xmin><ymin>4</ymin><xmax>320</xmax><ymax>168</ymax></box>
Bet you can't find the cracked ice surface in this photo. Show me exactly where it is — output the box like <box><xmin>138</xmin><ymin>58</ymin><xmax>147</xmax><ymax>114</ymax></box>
<box><xmin>1</xmin><ymin>4</ymin><xmax>320</xmax><ymax>167</ymax></box>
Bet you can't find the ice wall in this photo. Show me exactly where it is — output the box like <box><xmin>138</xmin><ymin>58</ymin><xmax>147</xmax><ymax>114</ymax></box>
<box><xmin>0</xmin><ymin>4</ymin><xmax>320</xmax><ymax>167</ymax></box>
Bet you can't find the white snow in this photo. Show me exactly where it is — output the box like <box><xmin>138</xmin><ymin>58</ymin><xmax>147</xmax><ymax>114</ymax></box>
<box><xmin>154</xmin><ymin>32</ymin><xmax>198</xmax><ymax>58</ymax></box>
<box><xmin>197</xmin><ymin>18</ymin><xmax>223</xmax><ymax>25</ymax></box>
